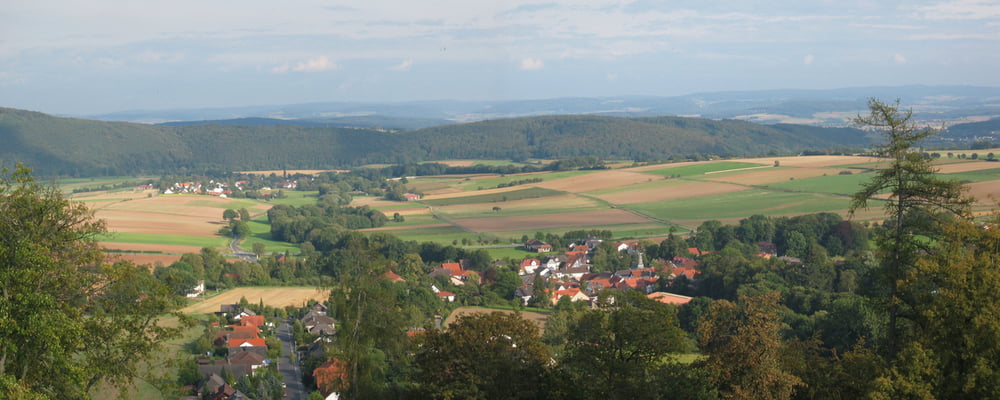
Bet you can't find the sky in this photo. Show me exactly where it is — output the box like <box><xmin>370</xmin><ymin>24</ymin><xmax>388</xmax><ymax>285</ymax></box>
<box><xmin>2</xmin><ymin>0</ymin><xmax>999</xmax><ymax>115</ymax></box>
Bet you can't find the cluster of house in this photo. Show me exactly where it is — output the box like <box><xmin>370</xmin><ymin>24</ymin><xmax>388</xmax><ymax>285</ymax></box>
<box><xmin>517</xmin><ymin>237</ymin><xmax>700</xmax><ymax>307</ymax></box>
<box><xmin>183</xmin><ymin>305</ymin><xmax>276</xmax><ymax>400</ymax></box>
<box><xmin>161</xmin><ymin>179</ymin><xmax>298</xmax><ymax>197</ymax></box>
<box><xmin>421</xmin><ymin>237</ymin><xmax>705</xmax><ymax>307</ymax></box>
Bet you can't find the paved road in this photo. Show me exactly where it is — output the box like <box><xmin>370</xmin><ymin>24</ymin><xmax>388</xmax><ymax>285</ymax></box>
<box><xmin>227</xmin><ymin>235</ymin><xmax>260</xmax><ymax>263</ymax></box>
<box><xmin>277</xmin><ymin>320</ymin><xmax>305</xmax><ymax>400</ymax></box>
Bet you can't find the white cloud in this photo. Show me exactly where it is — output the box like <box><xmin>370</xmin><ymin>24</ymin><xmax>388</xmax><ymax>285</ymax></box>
<box><xmin>912</xmin><ymin>0</ymin><xmax>1000</xmax><ymax>20</ymax></box>
<box><xmin>271</xmin><ymin>64</ymin><xmax>290</xmax><ymax>74</ymax></box>
<box><xmin>803</xmin><ymin>54</ymin><xmax>815</xmax><ymax>65</ymax></box>
<box><xmin>520</xmin><ymin>58</ymin><xmax>544</xmax><ymax>70</ymax></box>
<box><xmin>892</xmin><ymin>53</ymin><xmax>907</xmax><ymax>64</ymax></box>
<box><xmin>292</xmin><ymin>56</ymin><xmax>336</xmax><ymax>72</ymax></box>
<box><xmin>134</xmin><ymin>50</ymin><xmax>185</xmax><ymax>63</ymax></box>
<box><xmin>390</xmin><ymin>59</ymin><xmax>414</xmax><ymax>71</ymax></box>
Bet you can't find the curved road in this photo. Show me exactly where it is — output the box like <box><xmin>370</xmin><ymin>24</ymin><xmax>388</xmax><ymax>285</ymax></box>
<box><xmin>228</xmin><ymin>235</ymin><xmax>259</xmax><ymax>263</ymax></box>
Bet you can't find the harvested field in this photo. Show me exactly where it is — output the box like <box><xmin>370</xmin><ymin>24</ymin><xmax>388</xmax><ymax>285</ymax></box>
<box><xmin>535</xmin><ymin>170</ymin><xmax>663</xmax><ymax>193</ymax></box>
<box><xmin>106</xmin><ymin>253</ymin><xmax>182</xmax><ymax>268</ymax></box>
<box><xmin>935</xmin><ymin>162</ymin><xmax>1000</xmax><ymax>174</ymax></box>
<box><xmin>181</xmin><ymin>287</ymin><xmax>330</xmax><ymax>314</ymax></box>
<box><xmin>594</xmin><ymin>181</ymin><xmax>748</xmax><ymax>205</ymax></box>
<box><xmin>99</xmin><ymin>242</ymin><xmax>204</xmax><ymax>254</ymax></box>
<box><xmin>434</xmin><ymin>194</ymin><xmax>600</xmax><ymax>218</ymax></box>
<box><xmin>444</xmin><ymin>306</ymin><xmax>549</xmax><ymax>333</ymax></box>
<box><xmin>627</xmin><ymin>161</ymin><xmax>705</xmax><ymax>172</ymax></box>
<box><xmin>453</xmin><ymin>209</ymin><xmax>653</xmax><ymax>232</ymax></box>
<box><xmin>704</xmin><ymin>167</ymin><xmax>851</xmax><ymax>185</ymax></box>
<box><xmin>421</xmin><ymin>185</ymin><xmax>533</xmax><ymax>201</ymax></box>
<box><xmin>95</xmin><ymin>195</ymin><xmax>259</xmax><ymax>239</ymax></box>
<box><xmin>967</xmin><ymin>180</ymin><xmax>1000</xmax><ymax>205</ymax></box>
<box><xmin>729</xmin><ymin>155</ymin><xmax>873</xmax><ymax>168</ymax></box>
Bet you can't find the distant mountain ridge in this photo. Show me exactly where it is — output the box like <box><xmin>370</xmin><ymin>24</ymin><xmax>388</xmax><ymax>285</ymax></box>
<box><xmin>84</xmin><ymin>85</ymin><xmax>1000</xmax><ymax>129</ymax></box>
<box><xmin>1</xmin><ymin>108</ymin><xmax>878</xmax><ymax>177</ymax></box>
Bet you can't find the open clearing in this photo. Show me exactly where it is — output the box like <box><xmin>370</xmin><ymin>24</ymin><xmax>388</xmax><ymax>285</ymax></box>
<box><xmin>935</xmin><ymin>161</ymin><xmax>1000</xmax><ymax>174</ymax></box>
<box><xmin>704</xmin><ymin>167</ymin><xmax>852</xmax><ymax>185</ymax></box>
<box><xmin>594</xmin><ymin>180</ymin><xmax>749</xmax><ymax>205</ymax></box>
<box><xmin>444</xmin><ymin>306</ymin><xmax>549</xmax><ymax>333</ymax></box>
<box><xmin>730</xmin><ymin>155</ymin><xmax>873</xmax><ymax>168</ymax></box>
<box><xmin>534</xmin><ymin>170</ymin><xmax>663</xmax><ymax>192</ymax></box>
<box><xmin>181</xmin><ymin>287</ymin><xmax>330</xmax><ymax>314</ymax></box>
<box><xmin>453</xmin><ymin>208</ymin><xmax>654</xmax><ymax>232</ymax></box>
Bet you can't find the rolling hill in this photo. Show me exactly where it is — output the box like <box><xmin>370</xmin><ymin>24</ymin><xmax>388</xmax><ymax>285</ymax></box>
<box><xmin>2</xmin><ymin>107</ymin><xmax>875</xmax><ymax>177</ymax></box>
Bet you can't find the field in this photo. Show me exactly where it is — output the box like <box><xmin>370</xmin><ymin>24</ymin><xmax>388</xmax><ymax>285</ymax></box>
<box><xmin>444</xmin><ymin>306</ymin><xmax>549</xmax><ymax>333</ymax></box>
<box><xmin>67</xmin><ymin>154</ymin><xmax>1000</xmax><ymax>262</ymax></box>
<box><xmin>180</xmin><ymin>287</ymin><xmax>331</xmax><ymax>314</ymax></box>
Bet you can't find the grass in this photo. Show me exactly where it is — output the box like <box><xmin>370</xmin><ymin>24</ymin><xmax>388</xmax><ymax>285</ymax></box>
<box><xmin>376</xmin><ymin>225</ymin><xmax>492</xmax><ymax>244</ymax></box>
<box><xmin>98</xmin><ymin>232</ymin><xmax>229</xmax><ymax>248</ymax></box>
<box><xmin>243</xmin><ymin>217</ymin><xmax>300</xmax><ymax>255</ymax></box>
<box><xmin>458</xmin><ymin>170</ymin><xmax>593</xmax><ymax>191</ymax></box>
<box><xmin>90</xmin><ymin>314</ymin><xmax>206</xmax><ymax>399</ymax></box>
<box><xmin>187</xmin><ymin>198</ymin><xmax>261</xmax><ymax>209</ymax></box>
<box><xmin>941</xmin><ymin>167</ymin><xmax>1000</xmax><ymax>183</ymax></box>
<box><xmin>489</xmin><ymin>223</ymin><xmax>682</xmax><ymax>241</ymax></box>
<box><xmin>644</xmin><ymin>161</ymin><xmax>764</xmax><ymax>177</ymax></box>
<box><xmin>763</xmin><ymin>172</ymin><xmax>876</xmax><ymax>195</ymax></box>
<box><xmin>624</xmin><ymin>189</ymin><xmax>853</xmax><ymax>221</ymax></box>
<box><xmin>266</xmin><ymin>190</ymin><xmax>321</xmax><ymax>207</ymax></box>
<box><xmin>420</xmin><ymin>187</ymin><xmax>566</xmax><ymax>206</ymax></box>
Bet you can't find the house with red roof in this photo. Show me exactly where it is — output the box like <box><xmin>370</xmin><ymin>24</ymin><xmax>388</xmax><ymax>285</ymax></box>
<box><xmin>436</xmin><ymin>291</ymin><xmax>456</xmax><ymax>302</ymax></box>
<box><xmin>519</xmin><ymin>259</ymin><xmax>541</xmax><ymax>275</ymax></box>
<box><xmin>429</xmin><ymin>262</ymin><xmax>480</xmax><ymax>285</ymax></box>
<box><xmin>647</xmin><ymin>292</ymin><xmax>693</xmax><ymax>305</ymax></box>
<box><xmin>551</xmin><ymin>288</ymin><xmax>590</xmax><ymax>305</ymax></box>
<box><xmin>314</xmin><ymin>358</ymin><xmax>349</xmax><ymax>398</ymax></box>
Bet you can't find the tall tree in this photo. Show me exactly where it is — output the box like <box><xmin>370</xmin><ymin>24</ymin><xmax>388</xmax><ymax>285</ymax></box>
<box><xmin>413</xmin><ymin>311</ymin><xmax>551</xmax><ymax>399</ymax></box>
<box><xmin>848</xmin><ymin>98</ymin><xmax>971</xmax><ymax>362</ymax></box>
<box><xmin>697</xmin><ymin>292</ymin><xmax>802</xmax><ymax>400</ymax></box>
<box><xmin>0</xmin><ymin>164</ymin><xmax>189</xmax><ymax>399</ymax></box>
<box><xmin>559</xmin><ymin>290</ymin><xmax>687</xmax><ymax>399</ymax></box>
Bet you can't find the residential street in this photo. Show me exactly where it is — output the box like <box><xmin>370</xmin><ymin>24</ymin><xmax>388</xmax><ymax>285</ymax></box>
<box><xmin>277</xmin><ymin>320</ymin><xmax>306</xmax><ymax>400</ymax></box>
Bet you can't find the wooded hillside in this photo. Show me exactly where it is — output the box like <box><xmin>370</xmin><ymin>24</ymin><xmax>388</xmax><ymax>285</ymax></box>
<box><xmin>1</xmin><ymin>107</ymin><xmax>871</xmax><ymax>176</ymax></box>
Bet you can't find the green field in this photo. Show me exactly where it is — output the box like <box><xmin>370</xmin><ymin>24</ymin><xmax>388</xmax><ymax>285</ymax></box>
<box><xmin>421</xmin><ymin>187</ymin><xmax>566</xmax><ymax>206</ymax></box>
<box><xmin>459</xmin><ymin>170</ymin><xmax>593</xmax><ymax>191</ymax></box>
<box><xmin>624</xmin><ymin>189</ymin><xmax>854</xmax><ymax>221</ymax></box>
<box><xmin>941</xmin><ymin>167</ymin><xmax>1000</xmax><ymax>183</ymax></box>
<box><xmin>645</xmin><ymin>161</ymin><xmax>764</xmax><ymax>177</ymax></box>
<box><xmin>98</xmin><ymin>232</ymin><xmax>229</xmax><ymax>248</ymax></box>
<box><xmin>266</xmin><ymin>190</ymin><xmax>321</xmax><ymax>207</ymax></box>
<box><xmin>242</xmin><ymin>217</ymin><xmax>300</xmax><ymax>255</ymax></box>
<box><xmin>382</xmin><ymin>225</ymin><xmax>495</xmax><ymax>244</ymax></box>
<box><xmin>764</xmin><ymin>172</ymin><xmax>876</xmax><ymax>195</ymax></box>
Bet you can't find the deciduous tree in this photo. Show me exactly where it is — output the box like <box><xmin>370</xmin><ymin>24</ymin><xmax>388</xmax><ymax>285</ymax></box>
<box><xmin>0</xmin><ymin>164</ymin><xmax>189</xmax><ymax>399</ymax></box>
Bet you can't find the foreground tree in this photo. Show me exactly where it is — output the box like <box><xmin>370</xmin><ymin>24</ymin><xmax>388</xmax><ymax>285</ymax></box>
<box><xmin>414</xmin><ymin>312</ymin><xmax>551</xmax><ymax>399</ymax></box>
<box><xmin>870</xmin><ymin>212</ymin><xmax>1000</xmax><ymax>398</ymax></box>
<box><xmin>0</xmin><ymin>165</ymin><xmax>189</xmax><ymax>399</ymax></box>
<box><xmin>697</xmin><ymin>292</ymin><xmax>802</xmax><ymax>400</ymax></box>
<box><xmin>848</xmin><ymin>98</ymin><xmax>972</xmax><ymax>362</ymax></box>
<box><xmin>559</xmin><ymin>290</ymin><xmax>687</xmax><ymax>399</ymax></box>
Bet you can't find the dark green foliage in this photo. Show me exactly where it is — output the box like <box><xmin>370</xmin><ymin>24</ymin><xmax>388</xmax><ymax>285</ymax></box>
<box><xmin>0</xmin><ymin>108</ymin><xmax>871</xmax><ymax>177</ymax></box>
<box><xmin>0</xmin><ymin>165</ymin><xmax>191</xmax><ymax>399</ymax></box>
<box><xmin>413</xmin><ymin>312</ymin><xmax>552</xmax><ymax>399</ymax></box>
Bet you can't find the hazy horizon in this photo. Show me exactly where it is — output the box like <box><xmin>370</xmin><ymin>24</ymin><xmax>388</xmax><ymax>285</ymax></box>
<box><xmin>3</xmin><ymin>1</ymin><xmax>999</xmax><ymax>115</ymax></box>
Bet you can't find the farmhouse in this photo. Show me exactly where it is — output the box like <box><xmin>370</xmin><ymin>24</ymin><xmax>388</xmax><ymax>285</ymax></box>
<box><xmin>524</xmin><ymin>239</ymin><xmax>553</xmax><ymax>253</ymax></box>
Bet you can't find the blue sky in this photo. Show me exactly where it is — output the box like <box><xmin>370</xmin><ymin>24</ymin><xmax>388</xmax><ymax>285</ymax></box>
<box><xmin>2</xmin><ymin>0</ymin><xmax>999</xmax><ymax>115</ymax></box>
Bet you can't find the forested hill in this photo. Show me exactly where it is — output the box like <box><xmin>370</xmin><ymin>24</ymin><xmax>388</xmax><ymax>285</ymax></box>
<box><xmin>0</xmin><ymin>107</ymin><xmax>871</xmax><ymax>177</ymax></box>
